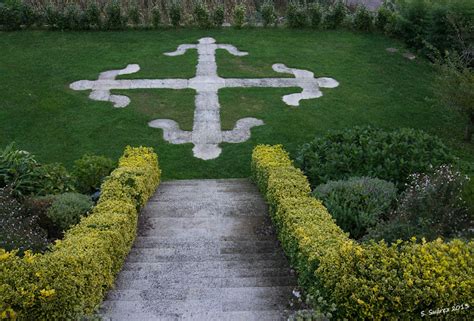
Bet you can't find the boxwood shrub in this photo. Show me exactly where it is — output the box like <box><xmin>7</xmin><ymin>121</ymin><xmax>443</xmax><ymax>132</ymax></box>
<box><xmin>0</xmin><ymin>146</ymin><xmax>161</xmax><ymax>320</ymax></box>
<box><xmin>252</xmin><ymin>144</ymin><xmax>473</xmax><ymax>319</ymax></box>
<box><xmin>295</xmin><ymin>126</ymin><xmax>455</xmax><ymax>189</ymax></box>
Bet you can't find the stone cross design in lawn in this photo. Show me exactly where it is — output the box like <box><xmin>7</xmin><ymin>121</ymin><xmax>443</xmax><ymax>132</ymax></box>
<box><xmin>70</xmin><ymin>37</ymin><xmax>339</xmax><ymax>160</ymax></box>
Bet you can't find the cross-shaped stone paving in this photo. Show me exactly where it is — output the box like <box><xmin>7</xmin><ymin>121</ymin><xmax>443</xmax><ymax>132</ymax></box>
<box><xmin>70</xmin><ymin>37</ymin><xmax>339</xmax><ymax>160</ymax></box>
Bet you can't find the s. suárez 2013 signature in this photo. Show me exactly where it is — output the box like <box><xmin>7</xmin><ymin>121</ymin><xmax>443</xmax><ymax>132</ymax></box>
<box><xmin>421</xmin><ymin>303</ymin><xmax>470</xmax><ymax>317</ymax></box>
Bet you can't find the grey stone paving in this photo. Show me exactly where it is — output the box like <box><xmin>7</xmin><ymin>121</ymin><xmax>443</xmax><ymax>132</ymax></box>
<box><xmin>100</xmin><ymin>179</ymin><xmax>297</xmax><ymax>321</ymax></box>
<box><xmin>70</xmin><ymin>37</ymin><xmax>338</xmax><ymax>160</ymax></box>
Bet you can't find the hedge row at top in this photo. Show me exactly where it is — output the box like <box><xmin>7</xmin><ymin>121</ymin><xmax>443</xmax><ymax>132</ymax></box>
<box><xmin>0</xmin><ymin>146</ymin><xmax>161</xmax><ymax>320</ymax></box>
<box><xmin>251</xmin><ymin>144</ymin><xmax>473</xmax><ymax>319</ymax></box>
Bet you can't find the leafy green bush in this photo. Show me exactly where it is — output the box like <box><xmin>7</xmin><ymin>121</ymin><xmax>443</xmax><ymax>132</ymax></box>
<box><xmin>0</xmin><ymin>146</ymin><xmax>161</xmax><ymax>319</ymax></box>
<box><xmin>44</xmin><ymin>3</ymin><xmax>65</xmax><ymax>30</ymax></box>
<box><xmin>105</xmin><ymin>0</ymin><xmax>125</xmax><ymax>30</ymax></box>
<box><xmin>324</xmin><ymin>0</ymin><xmax>346</xmax><ymax>29</ymax></box>
<box><xmin>261</xmin><ymin>0</ymin><xmax>276</xmax><ymax>27</ymax></box>
<box><xmin>434</xmin><ymin>53</ymin><xmax>474</xmax><ymax>142</ymax></box>
<box><xmin>463</xmin><ymin>176</ymin><xmax>474</xmax><ymax>215</ymax></box>
<box><xmin>0</xmin><ymin>188</ymin><xmax>48</xmax><ymax>254</ymax></box>
<box><xmin>353</xmin><ymin>5</ymin><xmax>373</xmax><ymax>31</ymax></box>
<box><xmin>151</xmin><ymin>5</ymin><xmax>161</xmax><ymax>28</ymax></box>
<box><xmin>47</xmin><ymin>193</ymin><xmax>93</xmax><ymax>233</ymax></box>
<box><xmin>211</xmin><ymin>4</ymin><xmax>224</xmax><ymax>27</ymax></box>
<box><xmin>85</xmin><ymin>0</ymin><xmax>101</xmax><ymax>28</ymax></box>
<box><xmin>308</xmin><ymin>2</ymin><xmax>323</xmax><ymax>29</ymax></box>
<box><xmin>296</xmin><ymin>126</ymin><xmax>455</xmax><ymax>189</ymax></box>
<box><xmin>1</xmin><ymin>143</ymin><xmax>74</xmax><ymax>197</ymax></box>
<box><xmin>0</xmin><ymin>0</ymin><xmax>22</xmax><ymax>30</ymax></box>
<box><xmin>73</xmin><ymin>154</ymin><xmax>115</xmax><ymax>195</ymax></box>
<box><xmin>367</xmin><ymin>165</ymin><xmax>472</xmax><ymax>243</ymax></box>
<box><xmin>63</xmin><ymin>4</ymin><xmax>83</xmax><ymax>30</ymax></box>
<box><xmin>233</xmin><ymin>4</ymin><xmax>246</xmax><ymax>29</ymax></box>
<box><xmin>128</xmin><ymin>2</ymin><xmax>140</xmax><ymax>26</ymax></box>
<box><xmin>252</xmin><ymin>144</ymin><xmax>473</xmax><ymax>319</ymax></box>
<box><xmin>193</xmin><ymin>0</ymin><xmax>210</xmax><ymax>28</ymax></box>
<box><xmin>375</xmin><ymin>5</ymin><xmax>394</xmax><ymax>31</ymax></box>
<box><xmin>169</xmin><ymin>0</ymin><xmax>181</xmax><ymax>27</ymax></box>
<box><xmin>286</xmin><ymin>1</ymin><xmax>307</xmax><ymax>28</ymax></box>
<box><xmin>31</xmin><ymin>163</ymin><xmax>75</xmax><ymax>196</ymax></box>
<box><xmin>314</xmin><ymin>177</ymin><xmax>397</xmax><ymax>239</ymax></box>
<box><xmin>0</xmin><ymin>143</ymin><xmax>38</xmax><ymax>197</ymax></box>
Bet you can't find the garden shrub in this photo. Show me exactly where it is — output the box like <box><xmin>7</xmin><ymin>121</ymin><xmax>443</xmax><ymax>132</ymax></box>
<box><xmin>324</xmin><ymin>0</ymin><xmax>346</xmax><ymax>29</ymax></box>
<box><xmin>0</xmin><ymin>144</ymin><xmax>75</xmax><ymax>197</ymax></box>
<box><xmin>169</xmin><ymin>0</ymin><xmax>181</xmax><ymax>27</ymax></box>
<box><xmin>308</xmin><ymin>2</ymin><xmax>322</xmax><ymax>29</ymax></box>
<box><xmin>295</xmin><ymin>126</ymin><xmax>455</xmax><ymax>189</ymax></box>
<box><xmin>252</xmin><ymin>144</ymin><xmax>473</xmax><ymax>319</ymax></box>
<box><xmin>0</xmin><ymin>0</ymin><xmax>22</xmax><ymax>31</ymax></box>
<box><xmin>233</xmin><ymin>4</ymin><xmax>246</xmax><ymax>29</ymax></box>
<box><xmin>73</xmin><ymin>154</ymin><xmax>115</xmax><ymax>195</ymax></box>
<box><xmin>151</xmin><ymin>5</ymin><xmax>161</xmax><ymax>28</ymax></box>
<box><xmin>193</xmin><ymin>0</ymin><xmax>211</xmax><ymax>28</ymax></box>
<box><xmin>0</xmin><ymin>143</ymin><xmax>38</xmax><ymax>197</ymax></box>
<box><xmin>0</xmin><ymin>188</ymin><xmax>48</xmax><ymax>254</ymax></box>
<box><xmin>63</xmin><ymin>4</ymin><xmax>83</xmax><ymax>30</ymax></box>
<box><xmin>367</xmin><ymin>165</ymin><xmax>472</xmax><ymax>243</ymax></box>
<box><xmin>286</xmin><ymin>1</ymin><xmax>307</xmax><ymax>28</ymax></box>
<box><xmin>261</xmin><ymin>0</ymin><xmax>276</xmax><ymax>27</ymax></box>
<box><xmin>128</xmin><ymin>2</ymin><xmax>140</xmax><ymax>26</ymax></box>
<box><xmin>31</xmin><ymin>163</ymin><xmax>75</xmax><ymax>196</ymax></box>
<box><xmin>211</xmin><ymin>4</ymin><xmax>224</xmax><ymax>28</ymax></box>
<box><xmin>85</xmin><ymin>0</ymin><xmax>101</xmax><ymax>29</ymax></box>
<box><xmin>105</xmin><ymin>0</ymin><xmax>125</xmax><ymax>30</ymax></box>
<box><xmin>0</xmin><ymin>146</ymin><xmax>161</xmax><ymax>319</ymax></box>
<box><xmin>46</xmin><ymin>193</ymin><xmax>93</xmax><ymax>233</ymax></box>
<box><xmin>24</xmin><ymin>196</ymin><xmax>57</xmax><ymax>239</ymax></box>
<box><xmin>375</xmin><ymin>5</ymin><xmax>393</xmax><ymax>31</ymax></box>
<box><xmin>44</xmin><ymin>3</ymin><xmax>65</xmax><ymax>30</ymax></box>
<box><xmin>313</xmin><ymin>177</ymin><xmax>397</xmax><ymax>240</ymax></box>
<box><xmin>353</xmin><ymin>5</ymin><xmax>373</xmax><ymax>31</ymax></box>
<box><xmin>434</xmin><ymin>53</ymin><xmax>474</xmax><ymax>142</ymax></box>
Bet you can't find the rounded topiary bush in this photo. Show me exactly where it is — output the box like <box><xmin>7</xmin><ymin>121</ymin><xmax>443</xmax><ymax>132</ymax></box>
<box><xmin>313</xmin><ymin>177</ymin><xmax>397</xmax><ymax>239</ymax></box>
<box><xmin>47</xmin><ymin>192</ymin><xmax>93</xmax><ymax>233</ymax></box>
<box><xmin>296</xmin><ymin>126</ymin><xmax>455</xmax><ymax>189</ymax></box>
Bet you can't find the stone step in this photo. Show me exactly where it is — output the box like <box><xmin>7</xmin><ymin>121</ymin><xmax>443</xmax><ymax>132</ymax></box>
<box><xmin>133</xmin><ymin>237</ymin><xmax>279</xmax><ymax>249</ymax></box>
<box><xmin>101</xmin><ymin>291</ymin><xmax>292</xmax><ymax>315</ymax></box>
<box><xmin>106</xmin><ymin>286</ymin><xmax>294</xmax><ymax>302</ymax></box>
<box><xmin>101</xmin><ymin>310</ymin><xmax>289</xmax><ymax>321</ymax></box>
<box><xmin>113</xmin><ymin>275</ymin><xmax>296</xmax><ymax>290</ymax></box>
<box><xmin>125</xmin><ymin>251</ymin><xmax>287</xmax><ymax>263</ymax></box>
<box><xmin>113</xmin><ymin>267</ymin><xmax>293</xmax><ymax>287</ymax></box>
<box><xmin>122</xmin><ymin>259</ymin><xmax>291</xmax><ymax>271</ymax></box>
<box><xmin>142</xmin><ymin>201</ymin><xmax>267</xmax><ymax>218</ymax></box>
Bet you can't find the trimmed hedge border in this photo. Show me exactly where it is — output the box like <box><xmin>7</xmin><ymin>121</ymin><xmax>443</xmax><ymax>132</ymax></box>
<box><xmin>0</xmin><ymin>146</ymin><xmax>161</xmax><ymax>320</ymax></box>
<box><xmin>252</xmin><ymin>144</ymin><xmax>473</xmax><ymax>319</ymax></box>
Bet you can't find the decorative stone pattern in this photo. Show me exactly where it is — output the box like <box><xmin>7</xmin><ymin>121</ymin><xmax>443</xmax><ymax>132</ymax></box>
<box><xmin>70</xmin><ymin>37</ymin><xmax>339</xmax><ymax>160</ymax></box>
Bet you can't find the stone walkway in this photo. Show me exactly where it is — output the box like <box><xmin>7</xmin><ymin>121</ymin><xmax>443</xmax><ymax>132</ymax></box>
<box><xmin>100</xmin><ymin>179</ymin><xmax>297</xmax><ymax>321</ymax></box>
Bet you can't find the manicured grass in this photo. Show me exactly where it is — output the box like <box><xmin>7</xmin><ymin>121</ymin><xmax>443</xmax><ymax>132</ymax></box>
<box><xmin>1</xmin><ymin>29</ymin><xmax>472</xmax><ymax>179</ymax></box>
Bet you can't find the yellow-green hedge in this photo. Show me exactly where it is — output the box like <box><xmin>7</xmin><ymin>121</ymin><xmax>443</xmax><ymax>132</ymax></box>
<box><xmin>0</xmin><ymin>146</ymin><xmax>161</xmax><ymax>320</ymax></box>
<box><xmin>252</xmin><ymin>144</ymin><xmax>473</xmax><ymax>320</ymax></box>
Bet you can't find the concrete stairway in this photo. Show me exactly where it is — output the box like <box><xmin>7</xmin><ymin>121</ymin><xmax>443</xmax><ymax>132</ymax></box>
<box><xmin>100</xmin><ymin>179</ymin><xmax>297</xmax><ymax>321</ymax></box>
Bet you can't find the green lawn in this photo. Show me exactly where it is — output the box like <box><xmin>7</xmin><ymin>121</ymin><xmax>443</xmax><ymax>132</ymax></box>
<box><xmin>1</xmin><ymin>29</ymin><xmax>473</xmax><ymax>180</ymax></box>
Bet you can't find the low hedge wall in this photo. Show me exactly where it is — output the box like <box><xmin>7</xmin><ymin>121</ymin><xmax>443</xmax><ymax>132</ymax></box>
<box><xmin>252</xmin><ymin>144</ymin><xmax>473</xmax><ymax>320</ymax></box>
<box><xmin>0</xmin><ymin>146</ymin><xmax>161</xmax><ymax>320</ymax></box>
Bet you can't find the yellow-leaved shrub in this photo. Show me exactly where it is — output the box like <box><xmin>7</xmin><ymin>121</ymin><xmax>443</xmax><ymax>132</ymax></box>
<box><xmin>0</xmin><ymin>146</ymin><xmax>161</xmax><ymax>320</ymax></box>
<box><xmin>251</xmin><ymin>144</ymin><xmax>473</xmax><ymax>320</ymax></box>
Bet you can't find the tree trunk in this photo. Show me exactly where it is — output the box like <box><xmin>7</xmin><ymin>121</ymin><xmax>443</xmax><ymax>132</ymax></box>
<box><xmin>465</xmin><ymin>113</ymin><xmax>474</xmax><ymax>142</ymax></box>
